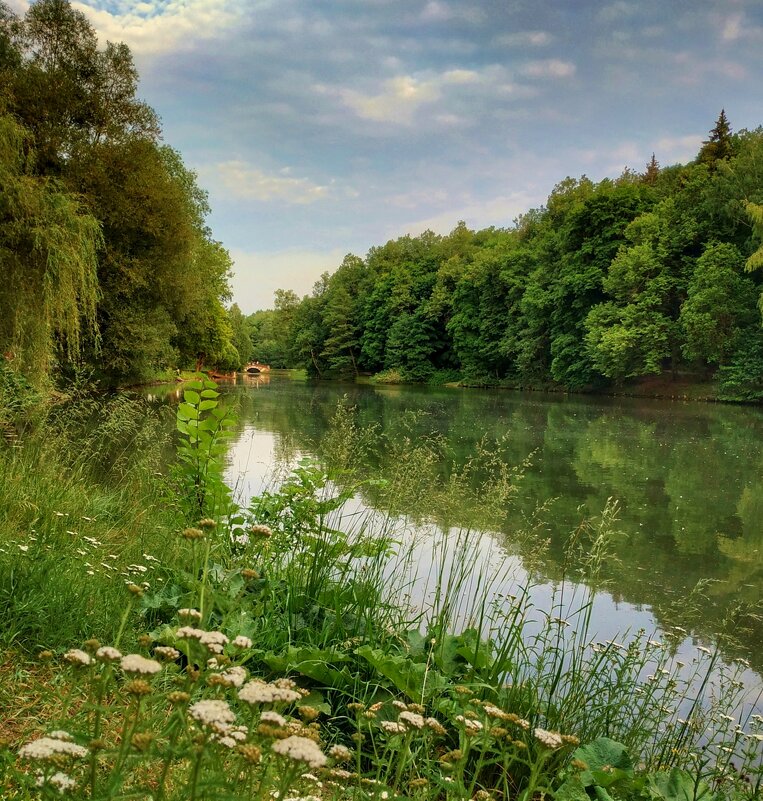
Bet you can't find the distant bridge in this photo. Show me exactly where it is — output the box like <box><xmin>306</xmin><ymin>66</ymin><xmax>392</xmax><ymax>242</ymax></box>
<box><xmin>245</xmin><ymin>361</ymin><xmax>271</xmax><ymax>374</ymax></box>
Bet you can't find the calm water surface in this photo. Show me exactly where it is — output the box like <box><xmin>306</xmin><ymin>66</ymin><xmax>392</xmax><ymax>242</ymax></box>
<box><xmin>151</xmin><ymin>374</ymin><xmax>763</xmax><ymax>704</ymax></box>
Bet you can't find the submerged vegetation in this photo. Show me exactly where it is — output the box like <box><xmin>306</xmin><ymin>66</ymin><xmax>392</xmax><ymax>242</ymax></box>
<box><xmin>0</xmin><ymin>381</ymin><xmax>761</xmax><ymax>799</ymax></box>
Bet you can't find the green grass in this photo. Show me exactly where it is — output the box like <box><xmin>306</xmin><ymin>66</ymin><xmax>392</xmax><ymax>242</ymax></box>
<box><xmin>0</xmin><ymin>385</ymin><xmax>761</xmax><ymax>800</ymax></box>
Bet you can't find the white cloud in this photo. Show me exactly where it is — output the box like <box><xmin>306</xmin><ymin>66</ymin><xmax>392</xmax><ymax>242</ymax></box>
<box><xmin>69</xmin><ymin>0</ymin><xmax>252</xmax><ymax>56</ymax></box>
<box><xmin>398</xmin><ymin>192</ymin><xmax>541</xmax><ymax>238</ymax></box>
<box><xmin>420</xmin><ymin>1</ymin><xmax>485</xmax><ymax>24</ymax></box>
<box><xmin>520</xmin><ymin>59</ymin><xmax>576</xmax><ymax>79</ymax></box>
<box><xmin>229</xmin><ymin>246</ymin><xmax>347</xmax><ymax>312</ymax></box>
<box><xmin>494</xmin><ymin>30</ymin><xmax>553</xmax><ymax>47</ymax></box>
<box><xmin>653</xmin><ymin>134</ymin><xmax>703</xmax><ymax>165</ymax></box>
<box><xmin>319</xmin><ymin>64</ymin><xmax>524</xmax><ymax>126</ymax></box>
<box><xmin>206</xmin><ymin>161</ymin><xmax>332</xmax><ymax>205</ymax></box>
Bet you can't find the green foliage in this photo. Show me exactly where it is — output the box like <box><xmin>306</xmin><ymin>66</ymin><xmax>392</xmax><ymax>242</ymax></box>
<box><xmin>0</xmin><ymin>0</ymin><xmax>236</xmax><ymax>385</ymax></box>
<box><xmin>174</xmin><ymin>377</ymin><xmax>237</xmax><ymax>520</ymax></box>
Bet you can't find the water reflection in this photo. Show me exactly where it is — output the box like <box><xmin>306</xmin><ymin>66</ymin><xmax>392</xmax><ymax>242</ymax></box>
<box><xmin>153</xmin><ymin>376</ymin><xmax>763</xmax><ymax>683</ymax></box>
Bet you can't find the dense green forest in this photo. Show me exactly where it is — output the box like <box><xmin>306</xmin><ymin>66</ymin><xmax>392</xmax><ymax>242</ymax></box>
<box><xmin>0</xmin><ymin>0</ymin><xmax>246</xmax><ymax>386</ymax></box>
<box><xmin>251</xmin><ymin>112</ymin><xmax>763</xmax><ymax>400</ymax></box>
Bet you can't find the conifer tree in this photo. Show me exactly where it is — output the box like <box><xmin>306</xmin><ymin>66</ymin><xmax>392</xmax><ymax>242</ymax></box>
<box><xmin>698</xmin><ymin>109</ymin><xmax>733</xmax><ymax>166</ymax></box>
<box><xmin>643</xmin><ymin>153</ymin><xmax>660</xmax><ymax>184</ymax></box>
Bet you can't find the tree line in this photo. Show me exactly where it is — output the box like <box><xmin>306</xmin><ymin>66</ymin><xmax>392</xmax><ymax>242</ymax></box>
<box><xmin>0</xmin><ymin>0</ymin><xmax>243</xmax><ymax>386</ymax></box>
<box><xmin>251</xmin><ymin>111</ymin><xmax>763</xmax><ymax>400</ymax></box>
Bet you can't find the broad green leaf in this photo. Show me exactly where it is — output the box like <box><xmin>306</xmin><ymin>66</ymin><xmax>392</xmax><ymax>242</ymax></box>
<box><xmin>183</xmin><ymin>390</ymin><xmax>200</xmax><ymax>404</ymax></box>
<box><xmin>199</xmin><ymin>399</ymin><xmax>217</xmax><ymax>411</ymax></box>
<box><xmin>200</xmin><ymin>389</ymin><xmax>220</xmax><ymax>399</ymax></box>
<box><xmin>648</xmin><ymin>769</ymin><xmax>714</xmax><ymax>801</ymax></box>
<box><xmin>574</xmin><ymin>738</ymin><xmax>633</xmax><ymax>787</ymax></box>
<box><xmin>177</xmin><ymin>402</ymin><xmax>198</xmax><ymax>421</ymax></box>
<box><xmin>185</xmin><ymin>380</ymin><xmax>204</xmax><ymax>391</ymax></box>
<box><xmin>356</xmin><ymin>645</ymin><xmax>447</xmax><ymax>701</ymax></box>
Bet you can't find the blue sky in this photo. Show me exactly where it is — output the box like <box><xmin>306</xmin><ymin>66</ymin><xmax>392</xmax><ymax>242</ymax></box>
<box><xmin>10</xmin><ymin>0</ymin><xmax>763</xmax><ymax>311</ymax></box>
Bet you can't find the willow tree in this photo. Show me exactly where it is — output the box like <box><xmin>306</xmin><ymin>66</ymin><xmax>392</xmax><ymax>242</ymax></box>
<box><xmin>0</xmin><ymin>111</ymin><xmax>101</xmax><ymax>381</ymax></box>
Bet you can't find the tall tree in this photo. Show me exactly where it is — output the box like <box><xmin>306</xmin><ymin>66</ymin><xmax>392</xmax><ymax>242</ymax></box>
<box><xmin>698</xmin><ymin>109</ymin><xmax>733</xmax><ymax>167</ymax></box>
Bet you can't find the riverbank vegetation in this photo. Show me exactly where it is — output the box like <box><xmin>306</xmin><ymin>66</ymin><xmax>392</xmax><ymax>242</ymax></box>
<box><xmin>1</xmin><ymin>383</ymin><xmax>761</xmax><ymax>799</ymax></box>
<box><xmin>250</xmin><ymin>113</ymin><xmax>763</xmax><ymax>401</ymax></box>
<box><xmin>0</xmin><ymin>0</ymin><xmax>248</xmax><ymax>388</ymax></box>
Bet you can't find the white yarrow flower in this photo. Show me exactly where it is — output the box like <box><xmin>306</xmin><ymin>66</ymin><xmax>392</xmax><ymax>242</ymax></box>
<box><xmin>120</xmin><ymin>654</ymin><xmax>162</xmax><ymax>675</ymax></box>
<box><xmin>20</xmin><ymin>737</ymin><xmax>88</xmax><ymax>761</ymax></box>
<box><xmin>534</xmin><ymin>728</ymin><xmax>564</xmax><ymax>749</ymax></box>
<box><xmin>64</xmin><ymin>649</ymin><xmax>93</xmax><ymax>667</ymax></box>
<box><xmin>233</xmin><ymin>635</ymin><xmax>253</xmax><ymax>649</ymax></box>
<box><xmin>189</xmin><ymin>699</ymin><xmax>236</xmax><ymax>728</ymax></box>
<box><xmin>239</xmin><ymin>679</ymin><xmax>301</xmax><ymax>705</ymax></box>
<box><xmin>272</xmin><ymin>735</ymin><xmax>327</xmax><ymax>768</ymax></box>
<box><xmin>95</xmin><ymin>646</ymin><xmax>122</xmax><ymax>663</ymax></box>
<box><xmin>398</xmin><ymin>711</ymin><xmax>425</xmax><ymax>729</ymax></box>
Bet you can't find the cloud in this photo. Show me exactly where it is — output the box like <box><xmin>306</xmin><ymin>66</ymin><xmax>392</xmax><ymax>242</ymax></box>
<box><xmin>69</xmin><ymin>0</ymin><xmax>251</xmax><ymax>56</ymax></box>
<box><xmin>318</xmin><ymin>64</ymin><xmax>527</xmax><ymax>127</ymax></box>
<box><xmin>520</xmin><ymin>59</ymin><xmax>576</xmax><ymax>78</ymax></box>
<box><xmin>494</xmin><ymin>30</ymin><xmax>553</xmax><ymax>47</ymax></box>
<box><xmin>420</xmin><ymin>1</ymin><xmax>485</xmax><ymax>24</ymax></box>
<box><xmin>398</xmin><ymin>191</ymin><xmax>541</xmax><ymax>238</ymax></box>
<box><xmin>597</xmin><ymin>2</ymin><xmax>638</xmax><ymax>24</ymax></box>
<box><xmin>229</xmin><ymin>246</ymin><xmax>347</xmax><ymax>312</ymax></box>
<box><xmin>206</xmin><ymin>161</ymin><xmax>333</xmax><ymax>205</ymax></box>
<box><xmin>653</xmin><ymin>134</ymin><xmax>703</xmax><ymax>165</ymax></box>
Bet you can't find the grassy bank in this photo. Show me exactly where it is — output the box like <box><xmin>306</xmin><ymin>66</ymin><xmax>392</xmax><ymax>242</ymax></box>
<box><xmin>0</xmin><ymin>381</ymin><xmax>761</xmax><ymax>800</ymax></box>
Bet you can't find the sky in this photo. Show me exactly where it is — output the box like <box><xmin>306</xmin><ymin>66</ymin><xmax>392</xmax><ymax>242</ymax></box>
<box><xmin>8</xmin><ymin>0</ymin><xmax>763</xmax><ymax>311</ymax></box>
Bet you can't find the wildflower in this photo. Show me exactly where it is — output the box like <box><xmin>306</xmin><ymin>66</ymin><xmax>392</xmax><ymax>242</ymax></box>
<box><xmin>239</xmin><ymin>679</ymin><xmax>301</xmax><ymax>705</ymax></box>
<box><xmin>534</xmin><ymin>728</ymin><xmax>564</xmax><ymax>749</ymax></box>
<box><xmin>483</xmin><ymin>704</ymin><xmax>508</xmax><ymax>720</ymax></box>
<box><xmin>182</xmin><ymin>527</ymin><xmax>204</xmax><ymax>540</ymax></box>
<box><xmin>456</xmin><ymin>715</ymin><xmax>483</xmax><ymax>735</ymax></box>
<box><xmin>298</xmin><ymin>706</ymin><xmax>320</xmax><ymax>722</ymax></box>
<box><xmin>189</xmin><ymin>699</ymin><xmax>236</xmax><ymax>728</ymax></box>
<box><xmin>199</xmin><ymin>630</ymin><xmax>229</xmax><ymax>654</ymax></box>
<box><xmin>490</xmin><ymin>726</ymin><xmax>509</xmax><ymax>738</ymax></box>
<box><xmin>697</xmin><ymin>646</ymin><xmax>712</xmax><ymax>655</ymax></box>
<box><xmin>38</xmin><ymin>650</ymin><xmax>53</xmax><ymax>661</ymax></box>
<box><xmin>17</xmin><ymin>545</ymin><xmax>29</xmax><ymax>553</ymax></box>
<box><xmin>215</xmin><ymin>666</ymin><xmax>247</xmax><ymax>688</ymax></box>
<box><xmin>49</xmin><ymin>731</ymin><xmax>73</xmax><ymax>742</ymax></box>
<box><xmin>178</xmin><ymin>608</ymin><xmax>202</xmax><ymax>621</ymax></box>
<box><xmin>20</xmin><ymin>736</ymin><xmax>88</xmax><ymax>761</ymax></box>
<box><xmin>138</xmin><ymin>634</ymin><xmax>153</xmax><ymax>648</ymax></box>
<box><xmin>426</xmin><ymin>717</ymin><xmax>447</xmax><ymax>735</ymax></box>
<box><xmin>329</xmin><ymin>744</ymin><xmax>352</xmax><ymax>762</ymax></box>
<box><xmin>347</xmin><ymin>703</ymin><xmax>365</xmax><ymax>713</ymax></box>
<box><xmin>167</xmin><ymin>691</ymin><xmax>190</xmax><ymax>705</ymax></box>
<box><xmin>407</xmin><ymin>703</ymin><xmax>425</xmax><ymax>714</ymax></box>
<box><xmin>506</xmin><ymin>713</ymin><xmax>530</xmax><ymax>730</ymax></box>
<box><xmin>239</xmin><ymin>744</ymin><xmax>261</xmax><ymax>763</ymax></box>
<box><xmin>95</xmin><ymin>646</ymin><xmax>121</xmax><ymax>663</ymax></box>
<box><xmin>127</xmin><ymin>584</ymin><xmax>143</xmax><ymax>597</ymax></box>
<box><xmin>64</xmin><ymin>649</ymin><xmax>93</xmax><ymax>667</ymax></box>
<box><xmin>232</xmin><ymin>635</ymin><xmax>253</xmax><ymax>648</ymax></box>
<box><xmin>234</xmin><ymin>533</ymin><xmax>250</xmax><ymax>546</ymax></box>
<box><xmin>154</xmin><ymin>646</ymin><xmax>180</xmax><ymax>662</ymax></box>
<box><xmin>392</xmin><ymin>700</ymin><xmax>408</xmax><ymax>711</ymax></box>
<box><xmin>120</xmin><ymin>654</ymin><xmax>162</xmax><ymax>675</ymax></box>
<box><xmin>380</xmin><ymin>721</ymin><xmax>407</xmax><ymax>735</ymax></box>
<box><xmin>250</xmin><ymin>524</ymin><xmax>272</xmax><ymax>538</ymax></box>
<box><xmin>37</xmin><ymin>771</ymin><xmax>76</xmax><ymax>793</ymax></box>
<box><xmin>261</xmin><ymin>711</ymin><xmax>287</xmax><ymax>727</ymax></box>
<box><xmin>124</xmin><ymin>679</ymin><xmax>152</xmax><ymax>696</ymax></box>
<box><xmin>272</xmin><ymin>735</ymin><xmax>327</xmax><ymax>769</ymax></box>
<box><xmin>176</xmin><ymin>626</ymin><xmax>205</xmax><ymax>640</ymax></box>
<box><xmin>242</xmin><ymin>568</ymin><xmax>260</xmax><ymax>580</ymax></box>
<box><xmin>410</xmin><ymin>778</ymin><xmax>429</xmax><ymax>789</ymax></box>
<box><xmin>398</xmin><ymin>711</ymin><xmax>425</xmax><ymax>729</ymax></box>
<box><xmin>199</xmin><ymin>518</ymin><xmax>217</xmax><ymax>529</ymax></box>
